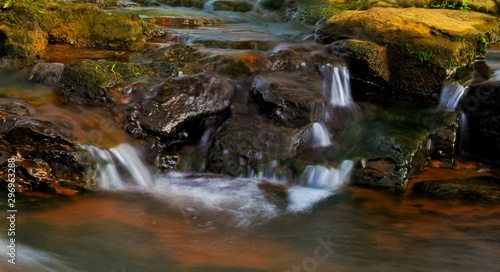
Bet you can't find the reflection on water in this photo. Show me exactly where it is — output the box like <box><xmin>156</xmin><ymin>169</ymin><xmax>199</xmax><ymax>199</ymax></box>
<box><xmin>1</xmin><ymin>183</ymin><xmax>499</xmax><ymax>272</ymax></box>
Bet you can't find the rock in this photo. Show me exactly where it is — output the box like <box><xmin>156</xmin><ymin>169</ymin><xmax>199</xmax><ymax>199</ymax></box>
<box><xmin>461</xmin><ymin>80</ymin><xmax>500</xmax><ymax>163</ymax></box>
<box><xmin>206</xmin><ymin>0</ymin><xmax>254</xmax><ymax>12</ymax></box>
<box><xmin>0</xmin><ymin>99</ymin><xmax>94</xmax><ymax>192</ymax></box>
<box><xmin>138</xmin><ymin>73</ymin><xmax>235</xmax><ymax>142</ymax></box>
<box><xmin>57</xmin><ymin>59</ymin><xmax>177</xmax><ymax>105</ymax></box>
<box><xmin>342</xmin><ymin>104</ymin><xmax>444</xmax><ymax>187</ymax></box>
<box><xmin>0</xmin><ymin>99</ymin><xmax>33</xmax><ymax>133</ymax></box>
<box><xmin>429</xmin><ymin>112</ymin><xmax>460</xmax><ymax>164</ymax></box>
<box><xmin>412</xmin><ymin>176</ymin><xmax>500</xmax><ymax>203</ymax></box>
<box><xmin>29</xmin><ymin>63</ymin><xmax>64</xmax><ymax>86</ymax></box>
<box><xmin>59</xmin><ymin>59</ymin><xmax>124</xmax><ymax>105</ymax></box>
<box><xmin>250</xmin><ymin>71</ymin><xmax>326</xmax><ymax>127</ymax></box>
<box><xmin>0</xmin><ymin>0</ymin><xmax>145</xmax><ymax>65</ymax></box>
<box><xmin>316</xmin><ymin>8</ymin><xmax>500</xmax><ymax>103</ymax></box>
<box><xmin>330</xmin><ymin>39</ymin><xmax>389</xmax><ymax>98</ymax></box>
<box><xmin>207</xmin><ymin>104</ymin><xmax>301</xmax><ymax>177</ymax></box>
<box><xmin>129</xmin><ymin>44</ymin><xmax>199</xmax><ymax>63</ymax></box>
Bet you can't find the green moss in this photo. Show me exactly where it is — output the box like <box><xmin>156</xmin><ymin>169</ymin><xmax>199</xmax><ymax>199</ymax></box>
<box><xmin>0</xmin><ymin>0</ymin><xmax>145</xmax><ymax>65</ymax></box>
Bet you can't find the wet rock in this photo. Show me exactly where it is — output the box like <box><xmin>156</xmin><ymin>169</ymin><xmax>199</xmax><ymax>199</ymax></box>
<box><xmin>461</xmin><ymin>80</ymin><xmax>500</xmax><ymax>163</ymax></box>
<box><xmin>0</xmin><ymin>99</ymin><xmax>33</xmax><ymax>133</ymax></box>
<box><xmin>207</xmin><ymin>104</ymin><xmax>301</xmax><ymax>177</ymax></box>
<box><xmin>129</xmin><ymin>44</ymin><xmax>199</xmax><ymax>63</ymax></box>
<box><xmin>316</xmin><ymin>8</ymin><xmax>500</xmax><ymax>103</ymax></box>
<box><xmin>342</xmin><ymin>105</ymin><xmax>443</xmax><ymax>187</ymax></box>
<box><xmin>138</xmin><ymin>73</ymin><xmax>235</xmax><ymax>142</ymax></box>
<box><xmin>136</xmin><ymin>0</ymin><xmax>204</xmax><ymax>8</ymax></box>
<box><xmin>0</xmin><ymin>99</ymin><xmax>94</xmax><ymax>192</ymax></box>
<box><xmin>428</xmin><ymin>112</ymin><xmax>460</xmax><ymax>164</ymax></box>
<box><xmin>250</xmin><ymin>71</ymin><xmax>326</xmax><ymax>127</ymax></box>
<box><xmin>206</xmin><ymin>0</ymin><xmax>254</xmax><ymax>12</ymax></box>
<box><xmin>412</xmin><ymin>176</ymin><xmax>500</xmax><ymax>203</ymax></box>
<box><xmin>202</xmin><ymin>51</ymin><xmax>270</xmax><ymax>76</ymax></box>
<box><xmin>4</xmin><ymin>117</ymin><xmax>76</xmax><ymax>148</ymax></box>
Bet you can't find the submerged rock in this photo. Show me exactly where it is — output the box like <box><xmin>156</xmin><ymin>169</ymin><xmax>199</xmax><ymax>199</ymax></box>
<box><xmin>412</xmin><ymin>176</ymin><xmax>500</xmax><ymax>203</ymax></box>
<box><xmin>316</xmin><ymin>8</ymin><xmax>500</xmax><ymax>103</ymax></box>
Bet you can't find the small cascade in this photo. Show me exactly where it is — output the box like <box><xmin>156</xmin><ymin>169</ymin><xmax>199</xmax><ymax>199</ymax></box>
<box><xmin>311</xmin><ymin>122</ymin><xmax>332</xmax><ymax>147</ymax></box>
<box><xmin>300</xmin><ymin>160</ymin><xmax>354</xmax><ymax>190</ymax></box>
<box><xmin>320</xmin><ymin>64</ymin><xmax>354</xmax><ymax>107</ymax></box>
<box><xmin>203</xmin><ymin>0</ymin><xmax>216</xmax><ymax>10</ymax></box>
<box><xmin>84</xmin><ymin>144</ymin><xmax>153</xmax><ymax>190</ymax></box>
<box><xmin>438</xmin><ymin>82</ymin><xmax>468</xmax><ymax>111</ymax></box>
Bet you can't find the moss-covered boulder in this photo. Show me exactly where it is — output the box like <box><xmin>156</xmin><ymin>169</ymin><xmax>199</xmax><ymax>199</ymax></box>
<box><xmin>316</xmin><ymin>8</ymin><xmax>500</xmax><ymax>103</ymax></box>
<box><xmin>57</xmin><ymin>59</ymin><xmax>176</xmax><ymax>105</ymax></box>
<box><xmin>0</xmin><ymin>0</ymin><xmax>145</xmax><ymax>65</ymax></box>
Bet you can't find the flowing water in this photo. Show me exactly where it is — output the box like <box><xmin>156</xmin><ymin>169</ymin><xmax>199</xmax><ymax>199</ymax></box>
<box><xmin>2</xmin><ymin>1</ymin><xmax>500</xmax><ymax>271</ymax></box>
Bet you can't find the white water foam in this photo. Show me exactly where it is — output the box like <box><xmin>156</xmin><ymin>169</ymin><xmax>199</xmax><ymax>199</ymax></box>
<box><xmin>320</xmin><ymin>64</ymin><xmax>353</xmax><ymax>107</ymax></box>
<box><xmin>84</xmin><ymin>144</ymin><xmax>153</xmax><ymax>190</ymax></box>
<box><xmin>438</xmin><ymin>82</ymin><xmax>468</xmax><ymax>111</ymax></box>
<box><xmin>153</xmin><ymin>173</ymin><xmax>279</xmax><ymax>228</ymax></box>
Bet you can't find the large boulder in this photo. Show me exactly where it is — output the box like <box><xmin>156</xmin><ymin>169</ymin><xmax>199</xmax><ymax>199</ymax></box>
<box><xmin>316</xmin><ymin>8</ymin><xmax>500</xmax><ymax>103</ymax></box>
<box><xmin>461</xmin><ymin>80</ymin><xmax>500</xmax><ymax>164</ymax></box>
<box><xmin>0</xmin><ymin>0</ymin><xmax>145</xmax><ymax>65</ymax></box>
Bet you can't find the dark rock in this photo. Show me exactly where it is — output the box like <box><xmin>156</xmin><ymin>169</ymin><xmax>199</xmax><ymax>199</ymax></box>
<box><xmin>207</xmin><ymin>104</ymin><xmax>301</xmax><ymax>177</ymax></box>
<box><xmin>4</xmin><ymin>117</ymin><xmax>76</xmax><ymax>148</ymax></box>
<box><xmin>250</xmin><ymin>71</ymin><xmax>326</xmax><ymax>127</ymax></box>
<box><xmin>429</xmin><ymin>112</ymin><xmax>460</xmax><ymax>164</ymax></box>
<box><xmin>412</xmin><ymin>176</ymin><xmax>500</xmax><ymax>203</ymax></box>
<box><xmin>129</xmin><ymin>44</ymin><xmax>199</xmax><ymax>63</ymax></box>
<box><xmin>461</xmin><ymin>80</ymin><xmax>500</xmax><ymax>163</ymax></box>
<box><xmin>207</xmin><ymin>0</ymin><xmax>254</xmax><ymax>12</ymax></box>
<box><xmin>0</xmin><ymin>99</ymin><xmax>33</xmax><ymax>133</ymax></box>
<box><xmin>0</xmin><ymin>99</ymin><xmax>94</xmax><ymax>192</ymax></box>
<box><xmin>138</xmin><ymin>73</ymin><xmax>235</xmax><ymax>142</ymax></box>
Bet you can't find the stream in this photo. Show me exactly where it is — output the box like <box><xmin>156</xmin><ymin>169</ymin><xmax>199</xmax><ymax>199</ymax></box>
<box><xmin>1</xmin><ymin>1</ymin><xmax>500</xmax><ymax>271</ymax></box>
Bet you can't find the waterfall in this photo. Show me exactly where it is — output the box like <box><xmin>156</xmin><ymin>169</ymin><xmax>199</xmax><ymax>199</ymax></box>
<box><xmin>438</xmin><ymin>82</ymin><xmax>468</xmax><ymax>111</ymax></box>
<box><xmin>300</xmin><ymin>160</ymin><xmax>354</xmax><ymax>190</ymax></box>
<box><xmin>311</xmin><ymin>122</ymin><xmax>332</xmax><ymax>147</ymax></box>
<box><xmin>320</xmin><ymin>64</ymin><xmax>353</xmax><ymax>107</ymax></box>
<box><xmin>84</xmin><ymin>144</ymin><xmax>153</xmax><ymax>190</ymax></box>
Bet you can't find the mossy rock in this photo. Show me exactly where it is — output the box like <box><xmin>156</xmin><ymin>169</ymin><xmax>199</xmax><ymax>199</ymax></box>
<box><xmin>0</xmin><ymin>0</ymin><xmax>145</xmax><ymax>65</ymax></box>
<box><xmin>316</xmin><ymin>8</ymin><xmax>500</xmax><ymax>102</ymax></box>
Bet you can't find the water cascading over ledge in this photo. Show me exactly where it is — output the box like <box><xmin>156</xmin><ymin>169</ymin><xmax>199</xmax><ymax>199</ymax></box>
<box><xmin>320</xmin><ymin>63</ymin><xmax>354</xmax><ymax>108</ymax></box>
